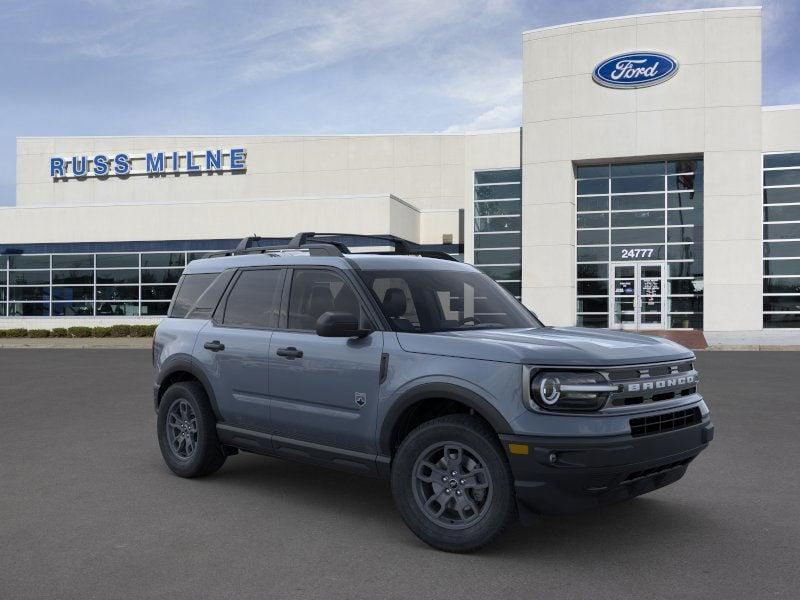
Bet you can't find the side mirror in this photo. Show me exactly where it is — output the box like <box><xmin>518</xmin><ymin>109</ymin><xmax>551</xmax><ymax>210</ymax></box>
<box><xmin>315</xmin><ymin>311</ymin><xmax>372</xmax><ymax>338</ymax></box>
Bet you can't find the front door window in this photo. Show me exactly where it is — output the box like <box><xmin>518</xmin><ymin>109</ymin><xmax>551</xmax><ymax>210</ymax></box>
<box><xmin>611</xmin><ymin>262</ymin><xmax>665</xmax><ymax>330</ymax></box>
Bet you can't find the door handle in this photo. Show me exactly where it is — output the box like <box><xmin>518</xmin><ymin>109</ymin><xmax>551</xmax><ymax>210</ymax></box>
<box><xmin>276</xmin><ymin>346</ymin><xmax>303</xmax><ymax>359</ymax></box>
<box><xmin>203</xmin><ymin>340</ymin><xmax>225</xmax><ymax>352</ymax></box>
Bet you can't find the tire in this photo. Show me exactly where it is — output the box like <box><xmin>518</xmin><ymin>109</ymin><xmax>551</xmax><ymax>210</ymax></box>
<box><xmin>391</xmin><ymin>414</ymin><xmax>517</xmax><ymax>553</ymax></box>
<box><xmin>157</xmin><ymin>381</ymin><xmax>226</xmax><ymax>478</ymax></box>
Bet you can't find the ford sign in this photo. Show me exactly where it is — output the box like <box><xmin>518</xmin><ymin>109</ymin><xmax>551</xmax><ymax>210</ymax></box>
<box><xmin>593</xmin><ymin>52</ymin><xmax>678</xmax><ymax>89</ymax></box>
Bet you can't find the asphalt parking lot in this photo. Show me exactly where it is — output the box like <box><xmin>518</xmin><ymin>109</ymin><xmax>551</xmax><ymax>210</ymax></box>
<box><xmin>1</xmin><ymin>350</ymin><xmax>798</xmax><ymax>599</ymax></box>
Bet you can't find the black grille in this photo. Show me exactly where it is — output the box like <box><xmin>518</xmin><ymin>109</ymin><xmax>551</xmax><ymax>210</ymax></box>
<box><xmin>608</xmin><ymin>361</ymin><xmax>693</xmax><ymax>382</ymax></box>
<box><xmin>629</xmin><ymin>407</ymin><xmax>701</xmax><ymax>437</ymax></box>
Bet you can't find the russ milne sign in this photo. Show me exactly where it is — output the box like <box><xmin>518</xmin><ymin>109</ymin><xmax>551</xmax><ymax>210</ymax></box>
<box><xmin>50</xmin><ymin>148</ymin><xmax>246</xmax><ymax>179</ymax></box>
<box><xmin>593</xmin><ymin>52</ymin><xmax>678</xmax><ymax>89</ymax></box>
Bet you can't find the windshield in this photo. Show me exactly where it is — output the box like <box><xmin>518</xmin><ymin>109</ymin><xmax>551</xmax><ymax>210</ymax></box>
<box><xmin>358</xmin><ymin>269</ymin><xmax>542</xmax><ymax>333</ymax></box>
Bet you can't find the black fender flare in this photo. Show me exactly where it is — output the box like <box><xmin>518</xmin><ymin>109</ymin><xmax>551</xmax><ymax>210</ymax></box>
<box><xmin>378</xmin><ymin>382</ymin><xmax>513</xmax><ymax>456</ymax></box>
<box><xmin>156</xmin><ymin>355</ymin><xmax>221</xmax><ymax>420</ymax></box>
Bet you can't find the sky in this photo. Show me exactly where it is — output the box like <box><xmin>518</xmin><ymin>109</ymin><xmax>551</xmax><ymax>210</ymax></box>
<box><xmin>1</xmin><ymin>0</ymin><xmax>798</xmax><ymax>206</ymax></box>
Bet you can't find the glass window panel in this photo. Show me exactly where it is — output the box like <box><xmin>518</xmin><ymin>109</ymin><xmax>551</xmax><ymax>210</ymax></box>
<box><xmin>667</xmin><ymin>227</ymin><xmax>695</xmax><ymax>244</ymax></box>
<box><xmin>611</xmin><ymin>162</ymin><xmax>663</xmax><ymax>177</ymax></box>
<box><xmin>474</xmin><ymin>232</ymin><xmax>521</xmax><ymax>249</ymax></box>
<box><xmin>0</xmin><ymin>304</ymin><xmax>7</xmax><ymax>316</ymax></box>
<box><xmin>497</xmin><ymin>281</ymin><xmax>521</xmax><ymax>296</ymax></box>
<box><xmin>764</xmin><ymin>170</ymin><xmax>800</xmax><ymax>186</ymax></box>
<box><xmin>0</xmin><ymin>255</ymin><xmax>6</xmax><ymax>268</ymax></box>
<box><xmin>0</xmin><ymin>272</ymin><xmax>5</xmax><ymax>285</ymax></box>
<box><xmin>763</xmin><ymin>296</ymin><xmax>800</xmax><ymax>312</ymax></box>
<box><xmin>668</xmin><ymin>209</ymin><xmax>701</xmax><ymax>226</ymax></box>
<box><xmin>611</xmin><ymin>210</ymin><xmax>664</xmax><ymax>228</ymax></box>
<box><xmin>764</xmin><ymin>205</ymin><xmax>800</xmax><ymax>223</ymax></box>
<box><xmin>577</xmin><ymin>281</ymin><xmax>608</xmax><ymax>295</ymax></box>
<box><xmin>577</xmin><ymin>297</ymin><xmax>608</xmax><ymax>312</ymax></box>
<box><xmin>669</xmin><ymin>262</ymin><xmax>698</xmax><ymax>277</ymax></box>
<box><xmin>611</xmin><ymin>194</ymin><xmax>663</xmax><ymax>210</ymax></box>
<box><xmin>287</xmin><ymin>269</ymin><xmax>364</xmax><ymax>331</ymax></box>
<box><xmin>670</xmin><ymin>314</ymin><xmax>703</xmax><ymax>329</ymax></box>
<box><xmin>96</xmin><ymin>269</ymin><xmax>138</xmax><ymax>284</ymax></box>
<box><xmin>187</xmin><ymin>252</ymin><xmax>211</xmax><ymax>262</ymax></box>
<box><xmin>0</xmin><ymin>289</ymin><xmax>5</xmax><ymax>301</ymax></box>
<box><xmin>763</xmin><ymin>188</ymin><xmax>800</xmax><ymax>204</ymax></box>
<box><xmin>667</xmin><ymin>159</ymin><xmax>702</xmax><ymax>174</ymax></box>
<box><xmin>577</xmin><ymin>263</ymin><xmax>608</xmax><ymax>279</ymax></box>
<box><xmin>474</xmin><ymin>170</ymin><xmax>520</xmax><ymax>185</ymax></box>
<box><xmin>763</xmin><ymin>278</ymin><xmax>800</xmax><ymax>294</ymax></box>
<box><xmin>577</xmin><ymin>314</ymin><xmax>608</xmax><ymax>327</ymax></box>
<box><xmin>10</xmin><ymin>287</ymin><xmax>51</xmax><ymax>301</ymax></box>
<box><xmin>576</xmin><ymin>165</ymin><xmax>608</xmax><ymax>179</ymax></box>
<box><xmin>763</xmin><ymin>259</ymin><xmax>800</xmax><ymax>276</ymax></box>
<box><xmin>667</xmin><ymin>174</ymin><xmax>699</xmax><ymax>191</ymax></box>
<box><xmin>476</xmin><ymin>266</ymin><xmax>520</xmax><ymax>281</ymax></box>
<box><xmin>764</xmin><ymin>314</ymin><xmax>800</xmax><ymax>327</ymax></box>
<box><xmin>764</xmin><ymin>223</ymin><xmax>800</xmax><ymax>240</ymax></box>
<box><xmin>96</xmin><ymin>302</ymin><xmax>139</xmax><ymax>316</ymax></box>
<box><xmin>577</xmin><ymin>197</ymin><xmax>608</xmax><ymax>212</ymax></box>
<box><xmin>577</xmin><ymin>179</ymin><xmax>608</xmax><ymax>195</ymax></box>
<box><xmin>8</xmin><ymin>302</ymin><xmax>49</xmax><ymax>316</ymax></box>
<box><xmin>141</xmin><ymin>253</ymin><xmax>185</xmax><ymax>268</ymax></box>
<box><xmin>670</xmin><ymin>279</ymin><xmax>703</xmax><ymax>295</ymax></box>
<box><xmin>52</xmin><ymin>286</ymin><xmax>94</xmax><ymax>301</ymax></box>
<box><xmin>611</xmin><ymin>176</ymin><xmax>663</xmax><ymax>194</ymax></box>
<box><xmin>577</xmin><ymin>213</ymin><xmax>608</xmax><ymax>228</ymax></box>
<box><xmin>96</xmin><ymin>254</ymin><xmax>138</xmax><ymax>268</ymax></box>
<box><xmin>764</xmin><ymin>153</ymin><xmax>800</xmax><ymax>168</ymax></box>
<box><xmin>763</xmin><ymin>241</ymin><xmax>800</xmax><ymax>258</ymax></box>
<box><xmin>474</xmin><ymin>184</ymin><xmax>521</xmax><ymax>200</ymax></box>
<box><xmin>667</xmin><ymin>245</ymin><xmax>696</xmax><ymax>261</ymax></box>
<box><xmin>141</xmin><ymin>268</ymin><xmax>183</xmax><ymax>284</ymax></box>
<box><xmin>474</xmin><ymin>216</ymin><xmax>520</xmax><ymax>233</ymax></box>
<box><xmin>669</xmin><ymin>297</ymin><xmax>703</xmax><ymax>312</ymax></box>
<box><xmin>52</xmin><ymin>270</ymin><xmax>93</xmax><ymax>284</ymax></box>
<box><xmin>578</xmin><ymin>246</ymin><xmax>609</xmax><ymax>261</ymax></box>
<box><xmin>52</xmin><ymin>254</ymin><xmax>93</xmax><ymax>269</ymax></box>
<box><xmin>96</xmin><ymin>286</ymin><xmax>139</xmax><ymax>301</ymax></box>
<box><xmin>52</xmin><ymin>302</ymin><xmax>94</xmax><ymax>316</ymax></box>
<box><xmin>577</xmin><ymin>230</ymin><xmax>608</xmax><ymax>245</ymax></box>
<box><xmin>141</xmin><ymin>285</ymin><xmax>177</xmax><ymax>301</ymax></box>
<box><xmin>9</xmin><ymin>255</ymin><xmax>49</xmax><ymax>269</ymax></box>
<box><xmin>141</xmin><ymin>302</ymin><xmax>171</xmax><ymax>316</ymax></box>
<box><xmin>474</xmin><ymin>201</ymin><xmax>520</xmax><ymax>216</ymax></box>
<box><xmin>474</xmin><ymin>249</ymin><xmax>521</xmax><ymax>264</ymax></box>
<box><xmin>611</xmin><ymin>228</ymin><xmax>664</xmax><ymax>244</ymax></box>
<box><xmin>9</xmin><ymin>271</ymin><xmax>50</xmax><ymax>285</ymax></box>
<box><xmin>611</xmin><ymin>245</ymin><xmax>665</xmax><ymax>261</ymax></box>
<box><xmin>667</xmin><ymin>191</ymin><xmax>702</xmax><ymax>209</ymax></box>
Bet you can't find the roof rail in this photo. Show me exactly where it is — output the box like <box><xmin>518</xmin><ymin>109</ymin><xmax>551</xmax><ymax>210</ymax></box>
<box><xmin>204</xmin><ymin>232</ymin><xmax>459</xmax><ymax>261</ymax></box>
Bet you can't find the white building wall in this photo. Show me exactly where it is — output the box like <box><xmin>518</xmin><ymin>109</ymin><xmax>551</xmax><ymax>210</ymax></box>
<box><xmin>521</xmin><ymin>6</ymin><xmax>764</xmax><ymax>330</ymax></box>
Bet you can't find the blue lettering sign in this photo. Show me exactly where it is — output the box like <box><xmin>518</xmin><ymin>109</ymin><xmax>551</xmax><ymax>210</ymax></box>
<box><xmin>171</xmin><ymin>151</ymin><xmax>180</xmax><ymax>171</ymax></box>
<box><xmin>114</xmin><ymin>153</ymin><xmax>130</xmax><ymax>175</ymax></box>
<box><xmin>50</xmin><ymin>158</ymin><xmax>65</xmax><ymax>177</ymax></box>
<box><xmin>146</xmin><ymin>152</ymin><xmax>165</xmax><ymax>173</ymax></box>
<box><xmin>593</xmin><ymin>52</ymin><xmax>678</xmax><ymax>89</ymax></box>
<box><xmin>186</xmin><ymin>150</ymin><xmax>200</xmax><ymax>172</ymax></box>
<box><xmin>205</xmin><ymin>149</ymin><xmax>222</xmax><ymax>170</ymax></box>
<box><xmin>230</xmin><ymin>148</ymin><xmax>246</xmax><ymax>170</ymax></box>
<box><xmin>72</xmin><ymin>156</ymin><xmax>88</xmax><ymax>177</ymax></box>
<box><xmin>93</xmin><ymin>154</ymin><xmax>109</xmax><ymax>176</ymax></box>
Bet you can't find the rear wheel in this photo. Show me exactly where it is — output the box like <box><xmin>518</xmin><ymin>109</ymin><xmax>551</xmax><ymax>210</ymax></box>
<box><xmin>157</xmin><ymin>381</ymin><xmax>226</xmax><ymax>478</ymax></box>
<box><xmin>391</xmin><ymin>414</ymin><xmax>516</xmax><ymax>552</ymax></box>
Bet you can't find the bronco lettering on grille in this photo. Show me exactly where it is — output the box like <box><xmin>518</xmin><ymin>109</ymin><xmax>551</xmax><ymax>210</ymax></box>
<box><xmin>627</xmin><ymin>374</ymin><xmax>695</xmax><ymax>392</ymax></box>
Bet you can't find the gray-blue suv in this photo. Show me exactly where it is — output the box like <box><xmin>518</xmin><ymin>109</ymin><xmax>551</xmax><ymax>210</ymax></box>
<box><xmin>153</xmin><ymin>233</ymin><xmax>713</xmax><ymax>552</ymax></box>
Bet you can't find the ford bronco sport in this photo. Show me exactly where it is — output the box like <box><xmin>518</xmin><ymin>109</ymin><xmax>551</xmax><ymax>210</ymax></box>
<box><xmin>153</xmin><ymin>232</ymin><xmax>713</xmax><ymax>552</ymax></box>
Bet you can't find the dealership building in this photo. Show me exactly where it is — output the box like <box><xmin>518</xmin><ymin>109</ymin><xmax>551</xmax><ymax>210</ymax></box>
<box><xmin>3</xmin><ymin>6</ymin><xmax>800</xmax><ymax>338</ymax></box>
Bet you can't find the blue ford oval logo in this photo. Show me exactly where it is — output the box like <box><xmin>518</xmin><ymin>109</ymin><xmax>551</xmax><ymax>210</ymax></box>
<box><xmin>593</xmin><ymin>52</ymin><xmax>679</xmax><ymax>89</ymax></box>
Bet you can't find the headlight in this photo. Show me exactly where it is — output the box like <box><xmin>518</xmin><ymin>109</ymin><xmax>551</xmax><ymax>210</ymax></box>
<box><xmin>529</xmin><ymin>371</ymin><xmax>617</xmax><ymax>412</ymax></box>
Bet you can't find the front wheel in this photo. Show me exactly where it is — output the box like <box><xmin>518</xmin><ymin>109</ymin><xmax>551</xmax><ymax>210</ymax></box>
<box><xmin>391</xmin><ymin>414</ymin><xmax>517</xmax><ymax>552</ymax></box>
<box><xmin>157</xmin><ymin>381</ymin><xmax>226</xmax><ymax>478</ymax></box>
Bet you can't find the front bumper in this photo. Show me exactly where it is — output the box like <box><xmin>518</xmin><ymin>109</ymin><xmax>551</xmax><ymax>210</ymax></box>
<box><xmin>500</xmin><ymin>417</ymin><xmax>713</xmax><ymax>517</ymax></box>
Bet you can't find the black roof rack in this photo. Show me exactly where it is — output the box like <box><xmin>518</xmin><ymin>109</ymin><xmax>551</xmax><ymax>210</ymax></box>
<box><xmin>204</xmin><ymin>232</ymin><xmax>458</xmax><ymax>261</ymax></box>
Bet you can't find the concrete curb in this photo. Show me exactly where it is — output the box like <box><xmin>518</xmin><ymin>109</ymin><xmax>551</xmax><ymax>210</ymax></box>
<box><xmin>703</xmin><ymin>345</ymin><xmax>800</xmax><ymax>351</ymax></box>
<box><xmin>0</xmin><ymin>338</ymin><xmax>152</xmax><ymax>349</ymax></box>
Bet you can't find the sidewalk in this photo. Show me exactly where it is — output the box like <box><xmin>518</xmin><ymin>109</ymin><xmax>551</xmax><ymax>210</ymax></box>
<box><xmin>704</xmin><ymin>330</ymin><xmax>800</xmax><ymax>351</ymax></box>
<box><xmin>0</xmin><ymin>338</ymin><xmax>152</xmax><ymax>349</ymax></box>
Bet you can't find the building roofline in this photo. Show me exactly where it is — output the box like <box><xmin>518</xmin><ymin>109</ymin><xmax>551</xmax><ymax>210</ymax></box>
<box><xmin>522</xmin><ymin>5</ymin><xmax>761</xmax><ymax>36</ymax></box>
<box><xmin>763</xmin><ymin>104</ymin><xmax>800</xmax><ymax>112</ymax></box>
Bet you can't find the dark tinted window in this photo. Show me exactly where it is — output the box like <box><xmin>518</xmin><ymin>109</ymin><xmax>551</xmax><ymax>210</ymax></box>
<box><xmin>223</xmin><ymin>269</ymin><xmax>283</xmax><ymax>328</ymax></box>
<box><xmin>171</xmin><ymin>273</ymin><xmax>219</xmax><ymax>318</ymax></box>
<box><xmin>288</xmin><ymin>270</ymin><xmax>366</xmax><ymax>331</ymax></box>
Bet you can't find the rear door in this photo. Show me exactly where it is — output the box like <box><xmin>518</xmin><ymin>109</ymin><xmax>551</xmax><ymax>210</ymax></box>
<box><xmin>268</xmin><ymin>268</ymin><xmax>384</xmax><ymax>453</ymax></box>
<box><xmin>195</xmin><ymin>267</ymin><xmax>285</xmax><ymax>431</ymax></box>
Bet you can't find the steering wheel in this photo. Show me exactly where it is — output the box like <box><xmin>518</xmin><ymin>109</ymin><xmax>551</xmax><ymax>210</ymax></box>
<box><xmin>458</xmin><ymin>316</ymin><xmax>480</xmax><ymax>326</ymax></box>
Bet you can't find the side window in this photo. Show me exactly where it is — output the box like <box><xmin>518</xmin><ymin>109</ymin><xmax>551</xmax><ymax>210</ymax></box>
<box><xmin>222</xmin><ymin>269</ymin><xmax>283</xmax><ymax>329</ymax></box>
<box><xmin>287</xmin><ymin>270</ymin><xmax>367</xmax><ymax>331</ymax></box>
<box><xmin>170</xmin><ymin>273</ymin><xmax>217</xmax><ymax>318</ymax></box>
<box><xmin>369</xmin><ymin>277</ymin><xmax>420</xmax><ymax>332</ymax></box>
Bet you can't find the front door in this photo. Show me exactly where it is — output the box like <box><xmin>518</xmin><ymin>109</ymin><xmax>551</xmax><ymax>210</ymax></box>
<box><xmin>610</xmin><ymin>262</ymin><xmax>665</xmax><ymax>330</ymax></box>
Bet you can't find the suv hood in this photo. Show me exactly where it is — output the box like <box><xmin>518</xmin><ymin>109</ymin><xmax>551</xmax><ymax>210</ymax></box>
<box><xmin>395</xmin><ymin>327</ymin><xmax>693</xmax><ymax>366</ymax></box>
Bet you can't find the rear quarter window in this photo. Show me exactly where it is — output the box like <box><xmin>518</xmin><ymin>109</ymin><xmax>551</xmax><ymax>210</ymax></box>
<box><xmin>169</xmin><ymin>273</ymin><xmax>219</xmax><ymax>318</ymax></box>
